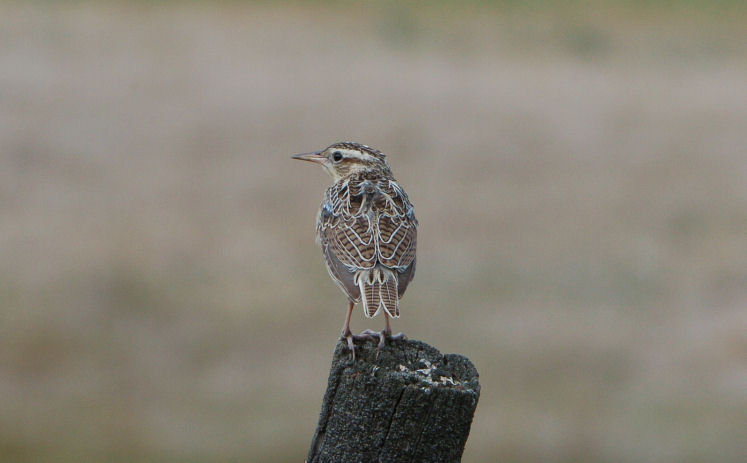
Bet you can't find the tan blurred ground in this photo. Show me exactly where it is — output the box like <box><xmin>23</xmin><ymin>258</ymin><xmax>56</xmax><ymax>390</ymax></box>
<box><xmin>1</xmin><ymin>1</ymin><xmax>746</xmax><ymax>462</ymax></box>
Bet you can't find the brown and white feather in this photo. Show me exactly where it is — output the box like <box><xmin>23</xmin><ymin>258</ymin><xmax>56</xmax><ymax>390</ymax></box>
<box><xmin>317</xmin><ymin>164</ymin><xmax>417</xmax><ymax>318</ymax></box>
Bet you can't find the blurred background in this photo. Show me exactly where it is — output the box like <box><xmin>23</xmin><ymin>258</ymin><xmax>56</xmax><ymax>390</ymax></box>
<box><xmin>1</xmin><ymin>1</ymin><xmax>746</xmax><ymax>462</ymax></box>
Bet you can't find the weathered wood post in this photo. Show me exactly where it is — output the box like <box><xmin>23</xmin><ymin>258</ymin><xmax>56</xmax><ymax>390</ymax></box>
<box><xmin>307</xmin><ymin>338</ymin><xmax>480</xmax><ymax>463</ymax></box>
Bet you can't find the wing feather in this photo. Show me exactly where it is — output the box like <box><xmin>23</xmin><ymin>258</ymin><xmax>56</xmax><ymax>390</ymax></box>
<box><xmin>317</xmin><ymin>173</ymin><xmax>418</xmax><ymax>309</ymax></box>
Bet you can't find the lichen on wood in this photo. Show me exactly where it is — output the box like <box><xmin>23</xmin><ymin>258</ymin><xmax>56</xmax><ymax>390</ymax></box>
<box><xmin>307</xmin><ymin>338</ymin><xmax>480</xmax><ymax>463</ymax></box>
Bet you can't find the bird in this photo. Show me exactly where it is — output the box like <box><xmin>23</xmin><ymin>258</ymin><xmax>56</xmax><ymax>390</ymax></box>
<box><xmin>292</xmin><ymin>142</ymin><xmax>417</xmax><ymax>357</ymax></box>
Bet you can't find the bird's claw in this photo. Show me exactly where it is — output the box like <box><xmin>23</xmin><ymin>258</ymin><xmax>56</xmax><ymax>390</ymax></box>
<box><xmin>341</xmin><ymin>329</ymin><xmax>407</xmax><ymax>361</ymax></box>
<box><xmin>360</xmin><ymin>329</ymin><xmax>407</xmax><ymax>358</ymax></box>
<box><xmin>340</xmin><ymin>330</ymin><xmax>375</xmax><ymax>362</ymax></box>
<box><xmin>389</xmin><ymin>332</ymin><xmax>407</xmax><ymax>341</ymax></box>
<box><xmin>360</xmin><ymin>329</ymin><xmax>386</xmax><ymax>350</ymax></box>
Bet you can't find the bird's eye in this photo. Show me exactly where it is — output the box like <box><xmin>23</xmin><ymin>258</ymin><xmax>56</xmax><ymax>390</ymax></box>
<box><xmin>332</xmin><ymin>151</ymin><xmax>343</xmax><ymax>162</ymax></box>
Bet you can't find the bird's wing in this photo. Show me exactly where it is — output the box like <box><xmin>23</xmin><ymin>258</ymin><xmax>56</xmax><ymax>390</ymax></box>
<box><xmin>318</xmin><ymin>178</ymin><xmax>417</xmax><ymax>272</ymax></box>
<box><xmin>317</xmin><ymin>181</ymin><xmax>377</xmax><ymax>271</ymax></box>
<box><xmin>374</xmin><ymin>180</ymin><xmax>417</xmax><ymax>270</ymax></box>
<box><xmin>321</xmin><ymin>238</ymin><xmax>361</xmax><ymax>302</ymax></box>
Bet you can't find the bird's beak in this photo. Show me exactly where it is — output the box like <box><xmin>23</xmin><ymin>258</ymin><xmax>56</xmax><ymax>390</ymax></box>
<box><xmin>291</xmin><ymin>151</ymin><xmax>326</xmax><ymax>164</ymax></box>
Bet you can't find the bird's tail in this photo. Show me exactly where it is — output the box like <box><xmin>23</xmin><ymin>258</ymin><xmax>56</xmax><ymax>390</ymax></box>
<box><xmin>356</xmin><ymin>268</ymin><xmax>399</xmax><ymax>318</ymax></box>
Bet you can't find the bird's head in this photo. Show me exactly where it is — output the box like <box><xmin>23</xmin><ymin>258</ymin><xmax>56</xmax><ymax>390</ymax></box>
<box><xmin>292</xmin><ymin>142</ymin><xmax>390</xmax><ymax>182</ymax></box>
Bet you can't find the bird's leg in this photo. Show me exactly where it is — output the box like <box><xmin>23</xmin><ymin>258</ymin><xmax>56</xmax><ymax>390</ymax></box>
<box><xmin>340</xmin><ymin>301</ymin><xmax>374</xmax><ymax>360</ymax></box>
<box><xmin>340</xmin><ymin>301</ymin><xmax>355</xmax><ymax>351</ymax></box>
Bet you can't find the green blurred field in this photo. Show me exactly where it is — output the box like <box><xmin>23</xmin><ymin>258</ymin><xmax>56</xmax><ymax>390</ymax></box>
<box><xmin>1</xmin><ymin>1</ymin><xmax>746</xmax><ymax>462</ymax></box>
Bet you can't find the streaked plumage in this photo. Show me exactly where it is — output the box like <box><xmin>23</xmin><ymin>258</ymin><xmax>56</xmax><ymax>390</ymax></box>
<box><xmin>293</xmin><ymin>142</ymin><xmax>417</xmax><ymax>353</ymax></box>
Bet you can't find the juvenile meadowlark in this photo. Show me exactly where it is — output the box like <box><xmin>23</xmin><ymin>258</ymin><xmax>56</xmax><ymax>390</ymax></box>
<box><xmin>292</xmin><ymin>142</ymin><xmax>417</xmax><ymax>356</ymax></box>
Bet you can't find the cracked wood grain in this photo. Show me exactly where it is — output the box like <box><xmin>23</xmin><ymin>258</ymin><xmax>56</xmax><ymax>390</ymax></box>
<box><xmin>306</xmin><ymin>338</ymin><xmax>480</xmax><ymax>463</ymax></box>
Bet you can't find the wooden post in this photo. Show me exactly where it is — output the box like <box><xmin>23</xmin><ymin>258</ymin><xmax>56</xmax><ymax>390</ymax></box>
<box><xmin>307</xmin><ymin>338</ymin><xmax>480</xmax><ymax>463</ymax></box>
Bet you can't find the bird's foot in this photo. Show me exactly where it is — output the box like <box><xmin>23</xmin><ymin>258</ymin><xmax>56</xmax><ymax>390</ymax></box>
<box><xmin>340</xmin><ymin>330</ymin><xmax>376</xmax><ymax>362</ymax></box>
<box><xmin>360</xmin><ymin>329</ymin><xmax>407</xmax><ymax>357</ymax></box>
<box><xmin>389</xmin><ymin>331</ymin><xmax>407</xmax><ymax>341</ymax></box>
